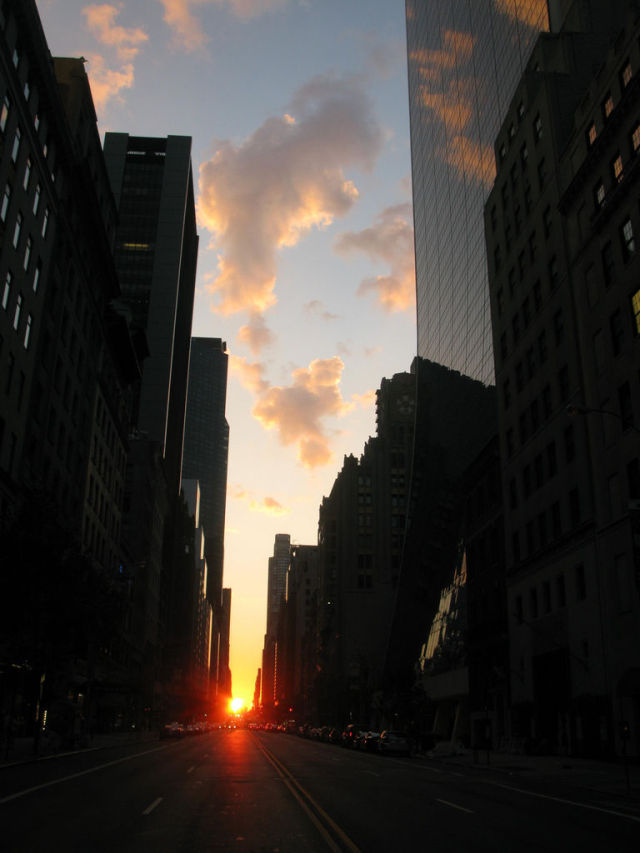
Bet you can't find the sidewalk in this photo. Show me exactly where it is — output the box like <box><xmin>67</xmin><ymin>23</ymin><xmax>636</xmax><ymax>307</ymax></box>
<box><xmin>0</xmin><ymin>730</ymin><xmax>159</xmax><ymax>769</ymax></box>
<box><xmin>420</xmin><ymin>744</ymin><xmax>640</xmax><ymax>805</ymax></box>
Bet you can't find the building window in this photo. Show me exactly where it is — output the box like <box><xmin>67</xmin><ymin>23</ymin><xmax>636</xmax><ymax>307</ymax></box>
<box><xmin>513</xmin><ymin>531</ymin><xmax>520</xmax><ymax>562</ymax></box>
<box><xmin>543</xmin><ymin>206</ymin><xmax>552</xmax><ymax>237</ymax></box>
<box><xmin>1</xmin><ymin>183</ymin><xmax>10</xmax><ymax>222</ymax></box>
<box><xmin>564</xmin><ymin>424</ymin><xmax>575</xmax><ymax>462</ymax></box>
<box><xmin>594</xmin><ymin>181</ymin><xmax>605</xmax><ymax>209</ymax></box>
<box><xmin>23</xmin><ymin>80</ymin><xmax>30</xmax><ymax>102</ymax></box>
<box><xmin>612</xmin><ymin>153</ymin><xmax>624</xmax><ymax>184</ymax></box>
<box><xmin>538</xmin><ymin>513</ymin><xmax>547</xmax><ymax>548</ymax></box>
<box><xmin>22</xmin><ymin>157</ymin><xmax>31</xmax><ymax>191</ymax></box>
<box><xmin>602</xmin><ymin>92</ymin><xmax>614</xmax><ymax>119</ymax></box>
<box><xmin>620</xmin><ymin>60</ymin><xmax>633</xmax><ymax>89</ymax></box>
<box><xmin>533</xmin><ymin>279</ymin><xmax>542</xmax><ymax>311</ymax></box>
<box><xmin>600</xmin><ymin>241</ymin><xmax>614</xmax><ymax>287</ymax></box>
<box><xmin>520</xmin><ymin>142</ymin><xmax>528</xmax><ymax>168</ymax></box>
<box><xmin>618</xmin><ymin>381</ymin><xmax>633</xmax><ymax>429</ymax></box>
<box><xmin>506</xmin><ymin>428</ymin><xmax>514</xmax><ymax>457</ymax></box>
<box><xmin>609</xmin><ymin>308</ymin><xmax>624</xmax><ymax>355</ymax></box>
<box><xmin>569</xmin><ymin>488</ymin><xmax>580</xmax><ymax>527</ymax></box>
<box><xmin>632</xmin><ymin>287</ymin><xmax>640</xmax><ymax>334</ymax></box>
<box><xmin>556</xmin><ymin>573</ymin><xmax>566</xmax><ymax>607</ymax></box>
<box><xmin>12</xmin><ymin>212</ymin><xmax>22</xmax><ymax>248</ymax></box>
<box><xmin>632</xmin><ymin>123</ymin><xmax>640</xmax><ymax>154</ymax></box>
<box><xmin>33</xmin><ymin>183</ymin><xmax>40</xmax><ymax>216</ymax></box>
<box><xmin>23</xmin><ymin>236</ymin><xmax>31</xmax><ymax>271</ymax></box>
<box><xmin>548</xmin><ymin>255</ymin><xmax>558</xmax><ymax>289</ymax></box>
<box><xmin>0</xmin><ymin>95</ymin><xmax>9</xmax><ymax>132</ymax></box>
<box><xmin>515</xmin><ymin>595</ymin><xmax>523</xmax><ymax>624</ymax></box>
<box><xmin>529</xmin><ymin>587</ymin><xmax>538</xmax><ymax>619</ymax></box>
<box><xmin>558</xmin><ymin>365</ymin><xmax>569</xmax><ymax>401</ymax></box>
<box><xmin>547</xmin><ymin>441</ymin><xmax>557</xmax><ymax>476</ymax></box>
<box><xmin>508</xmin><ymin>267</ymin><xmax>516</xmax><ymax>295</ymax></box>
<box><xmin>503</xmin><ymin>378</ymin><xmax>511</xmax><ymax>410</ymax></box>
<box><xmin>2</xmin><ymin>271</ymin><xmax>11</xmax><ymax>310</ymax></box>
<box><xmin>542</xmin><ymin>384</ymin><xmax>552</xmax><ymax>418</ymax></box>
<box><xmin>41</xmin><ymin>207</ymin><xmax>49</xmax><ymax>239</ymax></box>
<box><xmin>537</xmin><ymin>157</ymin><xmax>546</xmax><ymax>187</ymax></box>
<box><xmin>11</xmin><ymin>126</ymin><xmax>20</xmax><ymax>163</ymax></box>
<box><xmin>500</xmin><ymin>332</ymin><xmax>508</xmax><ymax>361</ymax></box>
<box><xmin>33</xmin><ymin>260</ymin><xmax>41</xmax><ymax>293</ymax></box>
<box><xmin>575</xmin><ymin>564</ymin><xmax>586</xmax><ymax>600</ymax></box>
<box><xmin>542</xmin><ymin>581</ymin><xmax>551</xmax><ymax>613</ymax></box>
<box><xmin>12</xmin><ymin>293</ymin><xmax>22</xmax><ymax>331</ymax></box>
<box><xmin>533</xmin><ymin>113</ymin><xmax>542</xmax><ymax>141</ymax></box>
<box><xmin>538</xmin><ymin>329</ymin><xmax>547</xmax><ymax>362</ymax></box>
<box><xmin>553</xmin><ymin>309</ymin><xmax>564</xmax><ymax>344</ymax></box>
<box><xmin>23</xmin><ymin>314</ymin><xmax>32</xmax><ymax>349</ymax></box>
<box><xmin>512</xmin><ymin>312</ymin><xmax>520</xmax><ymax>343</ymax></box>
<box><xmin>12</xmin><ymin>46</ymin><xmax>19</xmax><ymax>69</ymax></box>
<box><xmin>621</xmin><ymin>217</ymin><xmax>635</xmax><ymax>259</ymax></box>
<box><xmin>586</xmin><ymin>122</ymin><xmax>597</xmax><ymax>146</ymax></box>
<box><xmin>530</xmin><ymin>398</ymin><xmax>539</xmax><ymax>431</ymax></box>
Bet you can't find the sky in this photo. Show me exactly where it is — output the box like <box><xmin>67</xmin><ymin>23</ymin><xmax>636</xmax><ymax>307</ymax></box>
<box><xmin>36</xmin><ymin>0</ymin><xmax>417</xmax><ymax>704</ymax></box>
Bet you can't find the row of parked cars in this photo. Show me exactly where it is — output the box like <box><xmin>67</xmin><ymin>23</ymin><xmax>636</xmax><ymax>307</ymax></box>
<box><xmin>261</xmin><ymin>720</ymin><xmax>412</xmax><ymax>756</ymax></box>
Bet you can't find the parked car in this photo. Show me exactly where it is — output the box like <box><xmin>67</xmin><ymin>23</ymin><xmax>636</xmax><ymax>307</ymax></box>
<box><xmin>342</xmin><ymin>723</ymin><xmax>368</xmax><ymax>748</ymax></box>
<box><xmin>160</xmin><ymin>721</ymin><xmax>184</xmax><ymax>739</ymax></box>
<box><xmin>378</xmin><ymin>730</ymin><xmax>411</xmax><ymax>756</ymax></box>
<box><xmin>363</xmin><ymin>731</ymin><xmax>380</xmax><ymax>752</ymax></box>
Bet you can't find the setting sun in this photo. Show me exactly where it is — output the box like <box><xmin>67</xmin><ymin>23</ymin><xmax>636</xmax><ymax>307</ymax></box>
<box><xmin>229</xmin><ymin>697</ymin><xmax>245</xmax><ymax>714</ymax></box>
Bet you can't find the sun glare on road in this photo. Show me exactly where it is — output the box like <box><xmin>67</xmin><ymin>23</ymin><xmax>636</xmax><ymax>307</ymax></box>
<box><xmin>229</xmin><ymin>697</ymin><xmax>245</xmax><ymax>713</ymax></box>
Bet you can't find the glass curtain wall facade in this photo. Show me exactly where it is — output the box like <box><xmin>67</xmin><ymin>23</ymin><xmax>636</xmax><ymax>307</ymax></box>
<box><xmin>406</xmin><ymin>0</ymin><xmax>549</xmax><ymax>384</ymax></box>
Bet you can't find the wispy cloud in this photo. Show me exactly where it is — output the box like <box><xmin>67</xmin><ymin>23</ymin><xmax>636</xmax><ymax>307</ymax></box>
<box><xmin>228</xmin><ymin>484</ymin><xmax>291</xmax><ymax>516</ymax></box>
<box><xmin>351</xmin><ymin>389</ymin><xmax>376</xmax><ymax>408</ymax></box>
<box><xmin>81</xmin><ymin>4</ymin><xmax>147</xmax><ymax>110</ymax></box>
<box><xmin>156</xmin><ymin>0</ymin><xmax>290</xmax><ymax>52</ymax></box>
<box><xmin>83</xmin><ymin>3</ymin><xmax>148</xmax><ymax>60</ymax></box>
<box><xmin>252</xmin><ymin>356</ymin><xmax>353</xmax><ymax>468</ymax></box>
<box><xmin>198</xmin><ymin>73</ymin><xmax>383</xmax><ymax>352</ymax></box>
<box><xmin>335</xmin><ymin>203</ymin><xmax>415</xmax><ymax>312</ymax></box>
<box><xmin>229</xmin><ymin>354</ymin><xmax>269</xmax><ymax>394</ymax></box>
<box><xmin>303</xmin><ymin>300</ymin><xmax>338</xmax><ymax>321</ymax></box>
<box><xmin>237</xmin><ymin>312</ymin><xmax>275</xmax><ymax>355</ymax></box>
<box><xmin>83</xmin><ymin>52</ymin><xmax>135</xmax><ymax>111</ymax></box>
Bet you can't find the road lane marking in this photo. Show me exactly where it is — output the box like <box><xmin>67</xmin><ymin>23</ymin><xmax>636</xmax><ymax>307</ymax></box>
<box><xmin>187</xmin><ymin>765</ymin><xmax>195</xmax><ymax>774</ymax></box>
<box><xmin>436</xmin><ymin>798</ymin><xmax>474</xmax><ymax>814</ymax></box>
<box><xmin>0</xmin><ymin>745</ymin><xmax>169</xmax><ymax>804</ymax></box>
<box><xmin>486</xmin><ymin>780</ymin><xmax>640</xmax><ymax>823</ymax></box>
<box><xmin>257</xmin><ymin>740</ymin><xmax>361</xmax><ymax>852</ymax></box>
<box><xmin>142</xmin><ymin>797</ymin><xmax>163</xmax><ymax>815</ymax></box>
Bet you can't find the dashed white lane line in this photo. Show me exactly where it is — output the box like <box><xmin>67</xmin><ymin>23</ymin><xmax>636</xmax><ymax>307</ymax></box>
<box><xmin>142</xmin><ymin>797</ymin><xmax>163</xmax><ymax>815</ymax></box>
<box><xmin>436</xmin><ymin>798</ymin><xmax>474</xmax><ymax>814</ymax></box>
<box><xmin>0</xmin><ymin>745</ymin><xmax>169</xmax><ymax>805</ymax></box>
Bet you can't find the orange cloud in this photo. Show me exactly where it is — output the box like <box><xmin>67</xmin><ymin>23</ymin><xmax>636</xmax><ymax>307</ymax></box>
<box><xmin>304</xmin><ymin>300</ymin><xmax>338</xmax><ymax>321</ymax></box>
<box><xmin>494</xmin><ymin>0</ymin><xmax>549</xmax><ymax>29</ymax></box>
<box><xmin>229</xmin><ymin>355</ymin><xmax>269</xmax><ymax>394</ymax></box>
<box><xmin>445</xmin><ymin>135</ymin><xmax>496</xmax><ymax>188</ymax></box>
<box><xmin>419</xmin><ymin>79</ymin><xmax>472</xmax><ymax>135</ymax></box>
<box><xmin>83</xmin><ymin>4</ymin><xmax>148</xmax><ymax>60</ymax></box>
<box><xmin>250</xmin><ymin>496</ymin><xmax>290</xmax><ymax>516</ymax></box>
<box><xmin>352</xmin><ymin>389</ymin><xmax>376</xmax><ymax>408</ymax></box>
<box><xmin>84</xmin><ymin>52</ymin><xmax>134</xmax><ymax>111</ymax></box>
<box><xmin>252</xmin><ymin>356</ymin><xmax>352</xmax><ymax>468</ymax></box>
<box><xmin>237</xmin><ymin>312</ymin><xmax>275</xmax><ymax>354</ymax></box>
<box><xmin>335</xmin><ymin>203</ymin><xmax>415</xmax><ymax>312</ymax></box>
<box><xmin>156</xmin><ymin>1</ymin><xmax>290</xmax><ymax>52</ymax></box>
<box><xmin>156</xmin><ymin>0</ymin><xmax>209</xmax><ymax>51</ymax></box>
<box><xmin>198</xmin><ymin>74</ymin><xmax>383</xmax><ymax>324</ymax></box>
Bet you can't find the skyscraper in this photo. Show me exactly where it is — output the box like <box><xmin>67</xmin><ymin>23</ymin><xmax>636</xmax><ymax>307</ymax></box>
<box><xmin>406</xmin><ymin>0</ymin><xmax>549</xmax><ymax>383</ymax></box>
<box><xmin>103</xmin><ymin>134</ymin><xmax>198</xmax><ymax>495</ymax></box>
<box><xmin>182</xmin><ymin>337</ymin><xmax>229</xmax><ymax>605</ymax></box>
<box><xmin>261</xmin><ymin>533</ymin><xmax>291</xmax><ymax>707</ymax></box>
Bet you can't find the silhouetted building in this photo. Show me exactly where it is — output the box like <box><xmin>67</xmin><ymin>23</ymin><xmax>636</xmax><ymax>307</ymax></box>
<box><xmin>261</xmin><ymin>533</ymin><xmax>290</xmax><ymax>708</ymax></box>
<box><xmin>0</xmin><ymin>1</ymin><xmax>142</xmax><ymax>743</ymax></box>
<box><xmin>485</xmin><ymin>0</ymin><xmax>640</xmax><ymax>757</ymax></box>
<box><xmin>103</xmin><ymin>132</ymin><xmax>198</xmax><ymax>497</ymax></box>
<box><xmin>316</xmin><ymin>370</ymin><xmax>416</xmax><ymax>726</ymax></box>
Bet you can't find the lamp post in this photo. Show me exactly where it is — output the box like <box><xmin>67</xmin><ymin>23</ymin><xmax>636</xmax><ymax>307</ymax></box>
<box><xmin>566</xmin><ymin>404</ymin><xmax>640</xmax><ymax>435</ymax></box>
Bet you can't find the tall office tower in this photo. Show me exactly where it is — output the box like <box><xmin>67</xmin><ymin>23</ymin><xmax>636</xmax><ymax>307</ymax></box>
<box><xmin>103</xmin><ymin>134</ymin><xmax>198</xmax><ymax>496</ymax></box>
<box><xmin>261</xmin><ymin>533</ymin><xmax>291</xmax><ymax>707</ymax></box>
<box><xmin>485</xmin><ymin>0</ymin><xmax>639</xmax><ymax>758</ymax></box>
<box><xmin>406</xmin><ymin>0</ymin><xmax>549</xmax><ymax>383</ymax></box>
<box><xmin>182</xmin><ymin>337</ymin><xmax>229</xmax><ymax>605</ymax></box>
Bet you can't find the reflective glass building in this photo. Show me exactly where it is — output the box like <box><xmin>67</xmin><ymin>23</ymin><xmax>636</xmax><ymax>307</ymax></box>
<box><xmin>406</xmin><ymin>0</ymin><xmax>550</xmax><ymax>384</ymax></box>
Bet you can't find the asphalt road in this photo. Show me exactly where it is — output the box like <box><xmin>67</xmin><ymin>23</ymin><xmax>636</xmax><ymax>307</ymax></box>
<box><xmin>1</xmin><ymin>728</ymin><xmax>638</xmax><ymax>852</ymax></box>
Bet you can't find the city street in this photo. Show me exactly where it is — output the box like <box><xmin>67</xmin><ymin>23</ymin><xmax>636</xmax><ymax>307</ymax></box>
<box><xmin>1</xmin><ymin>728</ymin><xmax>638</xmax><ymax>852</ymax></box>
